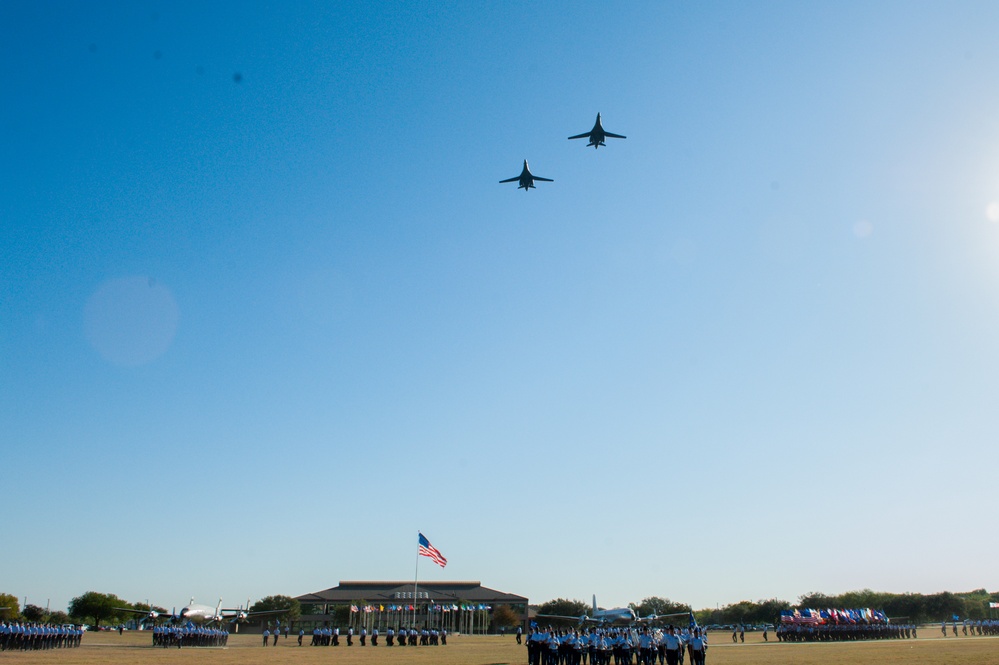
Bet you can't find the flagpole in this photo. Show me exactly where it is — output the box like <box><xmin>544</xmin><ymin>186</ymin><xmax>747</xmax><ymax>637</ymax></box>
<box><xmin>414</xmin><ymin>531</ymin><xmax>421</xmax><ymax>630</ymax></box>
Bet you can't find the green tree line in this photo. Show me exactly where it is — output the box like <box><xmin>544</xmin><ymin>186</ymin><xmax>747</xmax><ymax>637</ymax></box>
<box><xmin>6</xmin><ymin>587</ymin><xmax>997</xmax><ymax>627</ymax></box>
<box><xmin>535</xmin><ymin>589</ymin><xmax>999</xmax><ymax>626</ymax></box>
<box><xmin>694</xmin><ymin>589</ymin><xmax>999</xmax><ymax>625</ymax></box>
<box><xmin>0</xmin><ymin>591</ymin><xmax>299</xmax><ymax>629</ymax></box>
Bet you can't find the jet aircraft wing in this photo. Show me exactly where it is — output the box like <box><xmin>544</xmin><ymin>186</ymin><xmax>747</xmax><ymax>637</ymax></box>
<box><xmin>567</xmin><ymin>132</ymin><xmax>591</xmax><ymax>140</ymax></box>
<box><xmin>603</xmin><ymin>131</ymin><xmax>626</xmax><ymax>139</ymax></box>
<box><xmin>499</xmin><ymin>176</ymin><xmax>521</xmax><ymax>183</ymax></box>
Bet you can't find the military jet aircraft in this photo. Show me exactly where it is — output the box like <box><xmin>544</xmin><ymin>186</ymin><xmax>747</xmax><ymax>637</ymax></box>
<box><xmin>568</xmin><ymin>113</ymin><xmax>626</xmax><ymax>149</ymax></box>
<box><xmin>500</xmin><ymin>160</ymin><xmax>553</xmax><ymax>191</ymax></box>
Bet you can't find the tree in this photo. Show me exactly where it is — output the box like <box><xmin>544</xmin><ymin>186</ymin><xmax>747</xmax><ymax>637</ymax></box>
<box><xmin>798</xmin><ymin>591</ymin><xmax>835</xmax><ymax>608</ymax></box>
<box><xmin>48</xmin><ymin>611</ymin><xmax>70</xmax><ymax>625</ymax></box>
<box><xmin>329</xmin><ymin>604</ymin><xmax>351</xmax><ymax>627</ymax></box>
<box><xmin>924</xmin><ymin>592</ymin><xmax>965</xmax><ymax>622</ymax></box>
<box><xmin>839</xmin><ymin>588</ymin><xmax>883</xmax><ymax>609</ymax></box>
<box><xmin>250</xmin><ymin>595</ymin><xmax>301</xmax><ymax>624</ymax></box>
<box><xmin>880</xmin><ymin>593</ymin><xmax>924</xmax><ymax>623</ymax></box>
<box><xmin>536</xmin><ymin>598</ymin><xmax>589</xmax><ymax>626</ymax></box>
<box><xmin>755</xmin><ymin>598</ymin><xmax>791</xmax><ymax>624</ymax></box>
<box><xmin>693</xmin><ymin>598</ymin><xmax>791</xmax><ymax>626</ymax></box>
<box><xmin>634</xmin><ymin>597</ymin><xmax>691</xmax><ymax>622</ymax></box>
<box><xmin>68</xmin><ymin>591</ymin><xmax>129</xmax><ymax>629</ymax></box>
<box><xmin>694</xmin><ymin>607</ymin><xmax>724</xmax><ymax>626</ymax></box>
<box><xmin>721</xmin><ymin>600</ymin><xmax>755</xmax><ymax>624</ymax></box>
<box><xmin>0</xmin><ymin>593</ymin><xmax>20</xmax><ymax>621</ymax></box>
<box><xmin>492</xmin><ymin>604</ymin><xmax>521</xmax><ymax>630</ymax></box>
<box><xmin>958</xmin><ymin>589</ymin><xmax>990</xmax><ymax>620</ymax></box>
<box><xmin>22</xmin><ymin>604</ymin><xmax>48</xmax><ymax>622</ymax></box>
<box><xmin>128</xmin><ymin>602</ymin><xmax>169</xmax><ymax>620</ymax></box>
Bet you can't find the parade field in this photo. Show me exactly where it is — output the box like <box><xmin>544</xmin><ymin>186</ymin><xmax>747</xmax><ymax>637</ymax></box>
<box><xmin>1</xmin><ymin>630</ymin><xmax>997</xmax><ymax>665</ymax></box>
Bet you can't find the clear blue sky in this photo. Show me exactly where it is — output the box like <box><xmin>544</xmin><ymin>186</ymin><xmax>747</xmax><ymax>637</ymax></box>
<box><xmin>3</xmin><ymin>1</ymin><xmax>999</xmax><ymax>614</ymax></box>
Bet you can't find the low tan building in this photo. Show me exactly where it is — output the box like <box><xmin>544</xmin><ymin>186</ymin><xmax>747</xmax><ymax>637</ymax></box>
<box><xmin>295</xmin><ymin>580</ymin><xmax>528</xmax><ymax>634</ymax></box>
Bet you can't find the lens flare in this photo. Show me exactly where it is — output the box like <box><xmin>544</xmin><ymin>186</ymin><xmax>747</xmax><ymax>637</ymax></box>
<box><xmin>84</xmin><ymin>276</ymin><xmax>179</xmax><ymax>366</ymax></box>
<box><xmin>853</xmin><ymin>220</ymin><xmax>873</xmax><ymax>238</ymax></box>
<box><xmin>986</xmin><ymin>202</ymin><xmax>999</xmax><ymax>223</ymax></box>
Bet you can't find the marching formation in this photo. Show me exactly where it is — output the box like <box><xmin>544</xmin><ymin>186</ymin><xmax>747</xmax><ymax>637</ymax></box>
<box><xmin>777</xmin><ymin>607</ymin><xmax>920</xmax><ymax>642</ymax></box>
<box><xmin>387</xmin><ymin>626</ymin><xmax>447</xmax><ymax>646</ymax></box>
<box><xmin>942</xmin><ymin>619</ymin><xmax>999</xmax><ymax>637</ymax></box>
<box><xmin>151</xmin><ymin>624</ymin><xmax>229</xmax><ymax>648</ymax></box>
<box><xmin>527</xmin><ymin>625</ymin><xmax>707</xmax><ymax>665</ymax></box>
<box><xmin>0</xmin><ymin>622</ymin><xmax>83</xmax><ymax>650</ymax></box>
<box><xmin>307</xmin><ymin>625</ymin><xmax>447</xmax><ymax>647</ymax></box>
<box><xmin>775</xmin><ymin>622</ymin><xmax>916</xmax><ymax>642</ymax></box>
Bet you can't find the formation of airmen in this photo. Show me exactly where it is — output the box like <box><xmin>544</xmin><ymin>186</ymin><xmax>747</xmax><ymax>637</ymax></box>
<box><xmin>151</xmin><ymin>623</ymin><xmax>229</xmax><ymax>648</ymax></box>
<box><xmin>527</xmin><ymin>624</ymin><xmax>707</xmax><ymax>665</ymax></box>
<box><xmin>308</xmin><ymin>626</ymin><xmax>447</xmax><ymax>647</ymax></box>
<box><xmin>942</xmin><ymin>619</ymin><xmax>999</xmax><ymax>637</ymax></box>
<box><xmin>0</xmin><ymin>622</ymin><xmax>83</xmax><ymax>650</ymax></box>
<box><xmin>775</xmin><ymin>622</ymin><xmax>916</xmax><ymax>642</ymax></box>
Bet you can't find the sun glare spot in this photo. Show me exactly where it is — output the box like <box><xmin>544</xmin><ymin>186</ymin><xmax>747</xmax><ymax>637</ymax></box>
<box><xmin>84</xmin><ymin>276</ymin><xmax>180</xmax><ymax>367</ymax></box>
<box><xmin>853</xmin><ymin>220</ymin><xmax>873</xmax><ymax>239</ymax></box>
<box><xmin>986</xmin><ymin>202</ymin><xmax>999</xmax><ymax>223</ymax></box>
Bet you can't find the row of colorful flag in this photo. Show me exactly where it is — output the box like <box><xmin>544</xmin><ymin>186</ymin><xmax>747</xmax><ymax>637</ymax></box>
<box><xmin>349</xmin><ymin>604</ymin><xmax>493</xmax><ymax>613</ymax></box>
<box><xmin>780</xmin><ymin>608</ymin><xmax>889</xmax><ymax>625</ymax></box>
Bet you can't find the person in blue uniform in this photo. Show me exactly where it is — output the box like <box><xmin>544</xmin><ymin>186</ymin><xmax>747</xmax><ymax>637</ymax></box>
<box><xmin>687</xmin><ymin>629</ymin><xmax>705</xmax><ymax>665</ymax></box>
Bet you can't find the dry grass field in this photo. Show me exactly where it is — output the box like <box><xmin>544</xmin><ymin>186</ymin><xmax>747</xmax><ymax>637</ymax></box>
<box><xmin>2</xmin><ymin>629</ymin><xmax>996</xmax><ymax>665</ymax></box>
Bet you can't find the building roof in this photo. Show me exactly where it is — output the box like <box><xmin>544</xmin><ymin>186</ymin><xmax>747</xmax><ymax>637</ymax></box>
<box><xmin>296</xmin><ymin>581</ymin><xmax>527</xmax><ymax>605</ymax></box>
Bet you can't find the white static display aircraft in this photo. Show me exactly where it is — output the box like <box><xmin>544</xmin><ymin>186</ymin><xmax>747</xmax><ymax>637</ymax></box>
<box><xmin>178</xmin><ymin>598</ymin><xmax>226</xmax><ymax>623</ymax></box>
<box><xmin>115</xmin><ymin>605</ymin><xmax>180</xmax><ymax>624</ymax></box>
<box><xmin>538</xmin><ymin>596</ymin><xmax>689</xmax><ymax>626</ymax></box>
<box><xmin>116</xmin><ymin>598</ymin><xmax>222</xmax><ymax>625</ymax></box>
<box><xmin>182</xmin><ymin>598</ymin><xmax>289</xmax><ymax>626</ymax></box>
<box><xmin>118</xmin><ymin>598</ymin><xmax>285</xmax><ymax>626</ymax></box>
<box><xmin>537</xmin><ymin>596</ymin><xmax>638</xmax><ymax>625</ymax></box>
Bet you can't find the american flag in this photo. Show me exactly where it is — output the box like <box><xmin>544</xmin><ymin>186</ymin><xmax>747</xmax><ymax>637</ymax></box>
<box><xmin>418</xmin><ymin>532</ymin><xmax>448</xmax><ymax>567</ymax></box>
